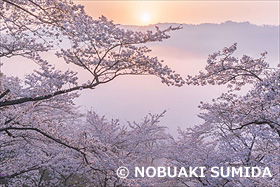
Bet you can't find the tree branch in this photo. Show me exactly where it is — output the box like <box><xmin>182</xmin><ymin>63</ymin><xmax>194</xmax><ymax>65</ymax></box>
<box><xmin>0</xmin><ymin>84</ymin><xmax>96</xmax><ymax>108</ymax></box>
<box><xmin>0</xmin><ymin>127</ymin><xmax>90</xmax><ymax>164</ymax></box>
<box><xmin>230</xmin><ymin>120</ymin><xmax>280</xmax><ymax>137</ymax></box>
<box><xmin>0</xmin><ymin>89</ymin><xmax>10</xmax><ymax>100</ymax></box>
<box><xmin>0</xmin><ymin>166</ymin><xmax>40</xmax><ymax>180</ymax></box>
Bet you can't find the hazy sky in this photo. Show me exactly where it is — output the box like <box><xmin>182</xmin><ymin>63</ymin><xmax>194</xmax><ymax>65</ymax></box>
<box><xmin>75</xmin><ymin>0</ymin><xmax>279</xmax><ymax>26</ymax></box>
<box><xmin>3</xmin><ymin>1</ymin><xmax>279</xmax><ymax>136</ymax></box>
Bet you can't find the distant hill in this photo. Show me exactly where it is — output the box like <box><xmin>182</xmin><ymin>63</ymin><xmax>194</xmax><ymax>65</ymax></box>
<box><xmin>122</xmin><ymin>21</ymin><xmax>279</xmax><ymax>69</ymax></box>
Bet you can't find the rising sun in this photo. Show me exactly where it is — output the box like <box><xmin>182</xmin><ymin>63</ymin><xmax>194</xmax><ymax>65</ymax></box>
<box><xmin>140</xmin><ymin>12</ymin><xmax>151</xmax><ymax>24</ymax></box>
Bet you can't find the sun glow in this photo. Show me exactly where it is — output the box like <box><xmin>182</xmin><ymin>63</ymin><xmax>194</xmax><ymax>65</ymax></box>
<box><xmin>140</xmin><ymin>12</ymin><xmax>151</xmax><ymax>24</ymax></box>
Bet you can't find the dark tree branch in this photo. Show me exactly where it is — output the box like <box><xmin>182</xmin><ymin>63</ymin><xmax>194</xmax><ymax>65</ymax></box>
<box><xmin>230</xmin><ymin>121</ymin><xmax>280</xmax><ymax>137</ymax></box>
<box><xmin>2</xmin><ymin>0</ymin><xmax>53</xmax><ymax>24</ymax></box>
<box><xmin>0</xmin><ymin>89</ymin><xmax>10</xmax><ymax>100</ymax></box>
<box><xmin>0</xmin><ymin>84</ymin><xmax>97</xmax><ymax>108</ymax></box>
<box><xmin>0</xmin><ymin>127</ymin><xmax>90</xmax><ymax>164</ymax></box>
<box><xmin>0</xmin><ymin>166</ymin><xmax>40</xmax><ymax>180</ymax></box>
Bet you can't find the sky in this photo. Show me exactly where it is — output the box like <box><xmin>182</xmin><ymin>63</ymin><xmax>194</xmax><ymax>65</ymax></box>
<box><xmin>70</xmin><ymin>1</ymin><xmax>279</xmax><ymax>135</ymax></box>
<box><xmin>75</xmin><ymin>0</ymin><xmax>280</xmax><ymax>26</ymax></box>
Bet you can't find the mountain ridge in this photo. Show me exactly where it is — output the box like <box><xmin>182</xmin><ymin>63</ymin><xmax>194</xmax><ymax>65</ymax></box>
<box><xmin>121</xmin><ymin>20</ymin><xmax>280</xmax><ymax>29</ymax></box>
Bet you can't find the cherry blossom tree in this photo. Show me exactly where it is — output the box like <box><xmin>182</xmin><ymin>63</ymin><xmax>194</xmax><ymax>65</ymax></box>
<box><xmin>1</xmin><ymin>0</ymin><xmax>184</xmax><ymax>107</ymax></box>
<box><xmin>167</xmin><ymin>44</ymin><xmax>280</xmax><ymax>186</ymax></box>
<box><xmin>83</xmin><ymin>110</ymin><xmax>172</xmax><ymax>187</ymax></box>
<box><xmin>0</xmin><ymin>0</ymin><xmax>183</xmax><ymax>186</ymax></box>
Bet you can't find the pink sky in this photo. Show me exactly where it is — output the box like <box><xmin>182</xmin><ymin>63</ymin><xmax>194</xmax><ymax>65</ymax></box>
<box><xmin>75</xmin><ymin>0</ymin><xmax>279</xmax><ymax>26</ymax></box>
